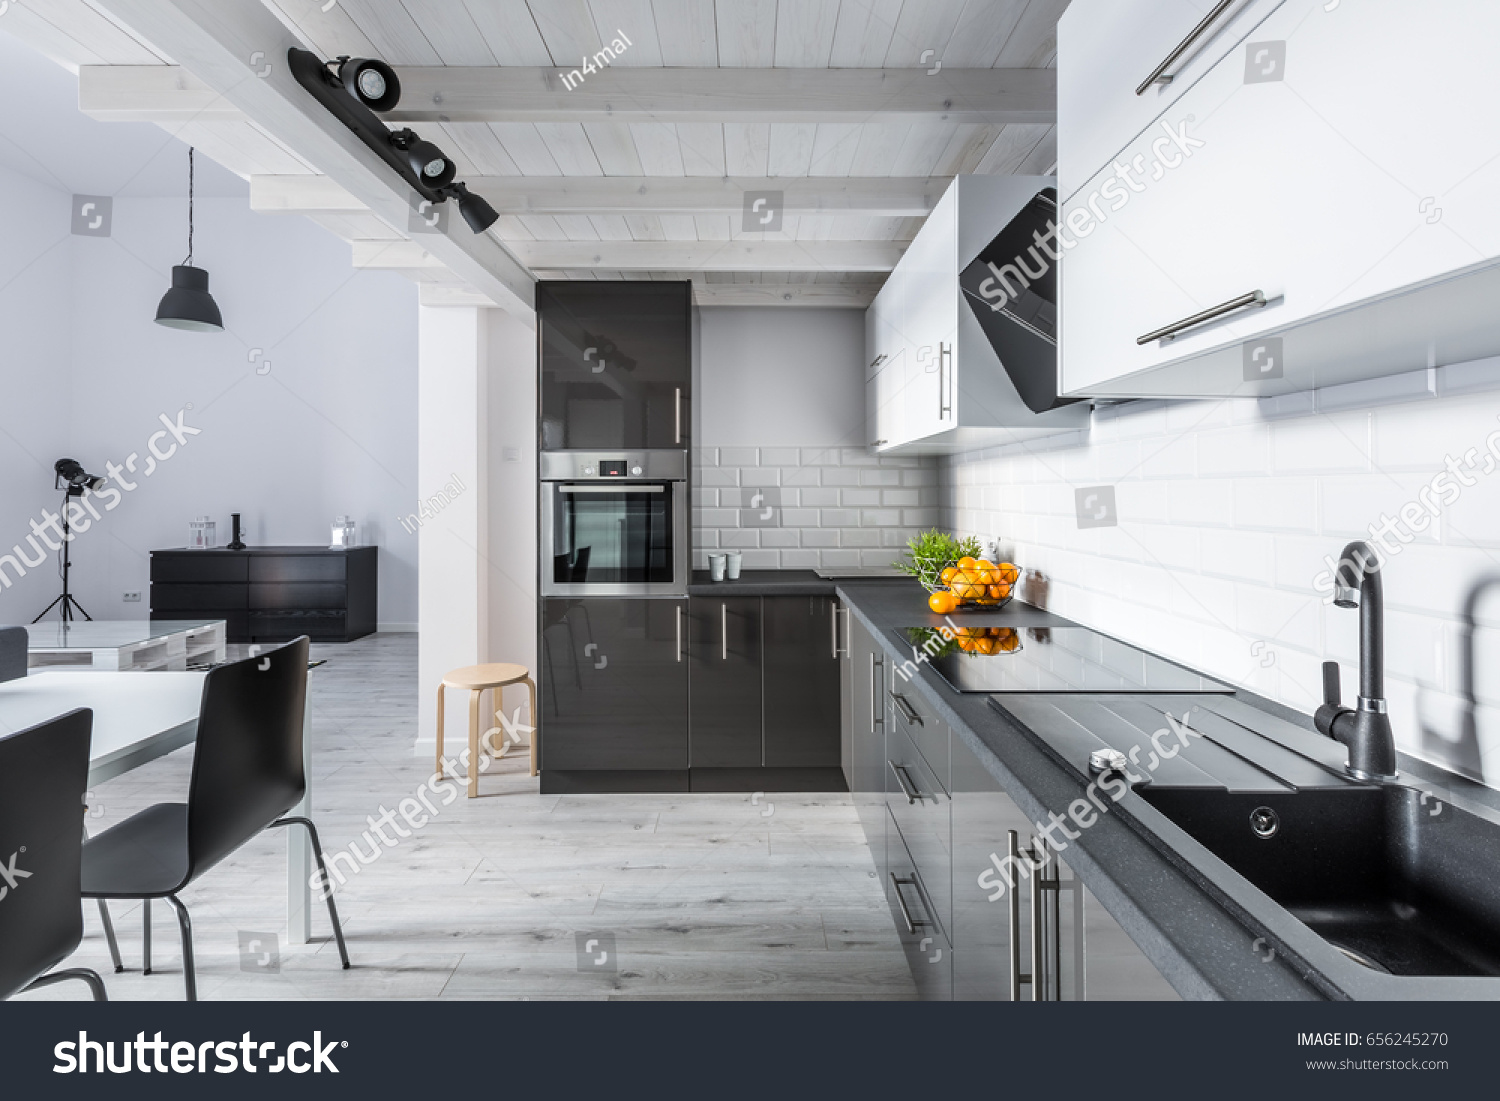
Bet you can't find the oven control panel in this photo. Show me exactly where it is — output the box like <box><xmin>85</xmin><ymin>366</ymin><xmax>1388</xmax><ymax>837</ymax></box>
<box><xmin>541</xmin><ymin>450</ymin><xmax>687</xmax><ymax>481</ymax></box>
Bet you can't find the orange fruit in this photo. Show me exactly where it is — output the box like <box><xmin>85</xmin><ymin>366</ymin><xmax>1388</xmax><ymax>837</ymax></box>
<box><xmin>973</xmin><ymin>567</ymin><xmax>996</xmax><ymax>586</ymax></box>
<box><xmin>988</xmin><ymin>584</ymin><xmax>1010</xmax><ymax>600</ymax></box>
<box><xmin>975</xmin><ymin>597</ymin><xmax>999</xmax><ymax>605</ymax></box>
<box><xmin>977</xmin><ymin>558</ymin><xmax>996</xmax><ymax>571</ymax></box>
<box><xmin>928</xmin><ymin>590</ymin><xmax>957</xmax><ymax>615</ymax></box>
<box><xmin>940</xmin><ymin>565</ymin><xmax>958</xmax><ymax>585</ymax></box>
<box><xmin>956</xmin><ymin>556</ymin><xmax>978</xmax><ymax>571</ymax></box>
<box><xmin>956</xmin><ymin>637</ymin><xmax>976</xmax><ymax>652</ymax></box>
<box><xmin>975</xmin><ymin>636</ymin><xmax>997</xmax><ymax>654</ymax></box>
<box><xmin>997</xmin><ymin>562</ymin><xmax>1020</xmax><ymax>585</ymax></box>
<box><xmin>951</xmin><ymin>579</ymin><xmax>983</xmax><ymax>601</ymax></box>
<box><xmin>996</xmin><ymin>629</ymin><xmax>1021</xmax><ymax>652</ymax></box>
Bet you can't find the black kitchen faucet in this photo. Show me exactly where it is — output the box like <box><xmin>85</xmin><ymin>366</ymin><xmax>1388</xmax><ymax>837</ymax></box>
<box><xmin>1314</xmin><ymin>540</ymin><xmax>1399</xmax><ymax>780</ymax></box>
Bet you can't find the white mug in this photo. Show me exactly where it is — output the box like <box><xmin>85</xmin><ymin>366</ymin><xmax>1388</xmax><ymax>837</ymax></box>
<box><xmin>725</xmin><ymin>552</ymin><xmax>743</xmax><ymax>580</ymax></box>
<box><xmin>708</xmin><ymin>552</ymin><xmax>727</xmax><ymax>581</ymax></box>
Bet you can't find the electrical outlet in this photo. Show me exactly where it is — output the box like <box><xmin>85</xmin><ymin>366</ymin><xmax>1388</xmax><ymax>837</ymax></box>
<box><xmin>122</xmin><ymin>591</ymin><xmax>141</xmax><ymax>602</ymax></box>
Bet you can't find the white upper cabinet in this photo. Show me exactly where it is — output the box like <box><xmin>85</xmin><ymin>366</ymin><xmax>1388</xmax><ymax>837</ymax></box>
<box><xmin>1058</xmin><ymin>0</ymin><xmax>1286</xmax><ymax>200</ymax></box>
<box><xmin>865</xmin><ymin>178</ymin><xmax>1090</xmax><ymax>454</ymax></box>
<box><xmin>1060</xmin><ymin>0</ymin><xmax>1500</xmax><ymax>399</ymax></box>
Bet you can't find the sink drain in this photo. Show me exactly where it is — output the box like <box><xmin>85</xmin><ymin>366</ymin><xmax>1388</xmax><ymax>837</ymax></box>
<box><xmin>1249</xmin><ymin>806</ymin><xmax>1280</xmax><ymax>839</ymax></box>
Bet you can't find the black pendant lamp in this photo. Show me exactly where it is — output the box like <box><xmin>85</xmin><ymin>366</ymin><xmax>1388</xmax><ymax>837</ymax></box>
<box><xmin>155</xmin><ymin>147</ymin><xmax>223</xmax><ymax>332</ymax></box>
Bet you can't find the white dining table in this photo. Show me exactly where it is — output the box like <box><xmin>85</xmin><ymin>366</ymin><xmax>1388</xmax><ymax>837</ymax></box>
<box><xmin>0</xmin><ymin>668</ymin><xmax>318</xmax><ymax>945</ymax></box>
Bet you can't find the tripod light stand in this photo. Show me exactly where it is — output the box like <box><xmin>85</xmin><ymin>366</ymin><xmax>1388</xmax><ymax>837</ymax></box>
<box><xmin>32</xmin><ymin>459</ymin><xmax>106</xmax><ymax>625</ymax></box>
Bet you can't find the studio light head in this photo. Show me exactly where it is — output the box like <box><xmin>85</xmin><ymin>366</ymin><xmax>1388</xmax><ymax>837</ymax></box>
<box><xmin>336</xmin><ymin>56</ymin><xmax>401</xmax><ymax>111</ymax></box>
<box><xmin>54</xmin><ymin>458</ymin><xmax>106</xmax><ymax>493</ymax></box>
<box><xmin>408</xmin><ymin>139</ymin><xmax>456</xmax><ymax>188</ymax></box>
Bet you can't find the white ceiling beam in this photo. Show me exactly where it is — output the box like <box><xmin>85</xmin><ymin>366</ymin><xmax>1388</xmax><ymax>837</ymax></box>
<box><xmin>252</xmin><ymin>174</ymin><xmax>952</xmax><ymax>217</ymax></box>
<box><xmin>81</xmin><ymin>0</ymin><xmax>535</xmax><ymax>320</ymax></box>
<box><xmin>353</xmin><ymin>239</ymin><xmax>904</xmax><ymax>273</ymax></box>
<box><xmin>690</xmin><ymin>284</ymin><xmax>874</xmax><ymax>308</ymax></box>
<box><xmin>81</xmin><ymin>64</ymin><xmax>1056</xmax><ymax>124</ymax></box>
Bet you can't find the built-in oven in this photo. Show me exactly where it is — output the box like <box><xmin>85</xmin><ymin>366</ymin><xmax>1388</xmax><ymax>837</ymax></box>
<box><xmin>539</xmin><ymin>450</ymin><xmax>689</xmax><ymax>597</ymax></box>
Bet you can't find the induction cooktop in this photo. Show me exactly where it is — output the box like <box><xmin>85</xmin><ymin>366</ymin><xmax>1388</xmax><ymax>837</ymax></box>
<box><xmin>894</xmin><ymin>625</ymin><xmax>1236</xmax><ymax>695</ymax></box>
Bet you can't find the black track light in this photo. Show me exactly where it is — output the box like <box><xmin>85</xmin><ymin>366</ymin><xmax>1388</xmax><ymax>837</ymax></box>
<box><xmin>451</xmin><ymin>181</ymin><xmax>499</xmax><ymax>233</ymax></box>
<box><xmin>336</xmin><ymin>56</ymin><xmax>400</xmax><ymax>111</ymax></box>
<box><xmin>407</xmin><ymin>139</ymin><xmax>455</xmax><ymax>188</ymax></box>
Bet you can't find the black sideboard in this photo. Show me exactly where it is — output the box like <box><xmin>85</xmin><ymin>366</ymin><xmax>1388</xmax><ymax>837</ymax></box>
<box><xmin>150</xmin><ymin>546</ymin><xmax>377</xmax><ymax>643</ymax></box>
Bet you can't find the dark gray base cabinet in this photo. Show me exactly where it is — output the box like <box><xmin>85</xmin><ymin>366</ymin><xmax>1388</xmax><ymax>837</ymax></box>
<box><xmin>687</xmin><ymin>593</ymin><xmax>841</xmax><ymax>770</ymax></box>
<box><xmin>539</xmin><ymin>597</ymin><xmax>687</xmax><ymax>775</ymax></box>
<box><xmin>540</xmin><ymin>595</ymin><xmax>840</xmax><ymax>792</ymax></box>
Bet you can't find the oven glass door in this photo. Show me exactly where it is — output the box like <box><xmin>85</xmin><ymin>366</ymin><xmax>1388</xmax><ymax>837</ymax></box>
<box><xmin>547</xmin><ymin>482</ymin><xmax>677</xmax><ymax>589</ymax></box>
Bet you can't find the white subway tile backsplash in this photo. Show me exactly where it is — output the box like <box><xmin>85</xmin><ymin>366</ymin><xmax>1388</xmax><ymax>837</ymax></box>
<box><xmin>861</xmin><ymin>508</ymin><xmax>902</xmax><ymax>527</ymax></box>
<box><xmin>882</xmin><ymin>488</ymin><xmax>921</xmax><ymax>507</ymax></box>
<box><xmin>839</xmin><ymin>488</ymin><xmax>882</xmax><ymax>506</ymax></box>
<box><xmin>718</xmin><ymin>447</ymin><xmax>759</xmax><ymax>465</ymax></box>
<box><xmin>821</xmin><ymin>468</ymin><xmax>864</xmax><ymax>486</ymax></box>
<box><xmin>758</xmin><ymin>529</ymin><xmax>801</xmax><ymax>548</ymax></box>
<box><xmin>699</xmin><ymin>468</ymin><xmax>739</xmax><ymax>487</ymax></box>
<box><xmin>946</xmin><ymin>353</ymin><xmax>1500</xmax><ymax>789</ymax></box>
<box><xmin>860</xmin><ymin>467</ymin><xmax>901</xmax><ymax>486</ymax></box>
<box><xmin>800</xmin><ymin>529</ymin><xmax>843</xmax><ymax>547</ymax></box>
<box><xmin>781</xmin><ymin>465</ymin><xmax>821</xmax><ymax>486</ymax></box>
<box><xmin>798</xmin><ymin>487</ymin><xmax>839</xmax><ymax>506</ymax></box>
<box><xmin>760</xmin><ymin>447</ymin><xmax>801</xmax><ymax>465</ymax></box>
<box><xmin>740</xmin><ymin>467</ymin><xmax>781</xmax><ymax>486</ymax></box>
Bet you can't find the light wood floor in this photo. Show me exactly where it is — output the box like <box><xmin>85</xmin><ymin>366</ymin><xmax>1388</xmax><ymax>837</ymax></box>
<box><xmin>17</xmin><ymin>633</ymin><xmax>915</xmax><ymax>1001</ymax></box>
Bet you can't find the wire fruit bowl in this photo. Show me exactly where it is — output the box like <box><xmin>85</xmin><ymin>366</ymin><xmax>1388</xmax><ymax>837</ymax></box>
<box><xmin>912</xmin><ymin>553</ymin><xmax>1021</xmax><ymax>612</ymax></box>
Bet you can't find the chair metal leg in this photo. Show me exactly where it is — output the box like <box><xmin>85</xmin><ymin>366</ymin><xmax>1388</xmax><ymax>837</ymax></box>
<box><xmin>143</xmin><ymin>898</ymin><xmax>152</xmax><ymax>975</ymax></box>
<box><xmin>271</xmin><ymin>816</ymin><xmax>351</xmax><ymax>969</ymax></box>
<box><xmin>96</xmin><ymin>899</ymin><xmax>123</xmax><ymax>973</ymax></box>
<box><xmin>524</xmin><ymin>675</ymin><xmax>539</xmax><ymax>777</ymax></box>
<box><xmin>21</xmin><ymin>968</ymin><xmax>108</xmax><ymax>1002</ymax></box>
<box><xmin>164</xmin><ymin>894</ymin><xmax>196</xmax><ymax>1001</ymax></box>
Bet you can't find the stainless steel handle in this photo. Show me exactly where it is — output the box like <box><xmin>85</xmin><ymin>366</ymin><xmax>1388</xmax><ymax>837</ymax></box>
<box><xmin>721</xmin><ymin>602</ymin><xmax>727</xmax><ymax>660</ymax></box>
<box><xmin>1135</xmin><ymin>0</ymin><xmax>1236</xmax><ymax>95</ymax></box>
<box><xmin>674</xmin><ymin>387</ymin><xmax>681</xmax><ymax>444</ymax></box>
<box><xmin>1030</xmin><ymin>838</ymin><xmax>1045</xmax><ymax>1001</ymax></box>
<box><xmin>830</xmin><ymin>600</ymin><xmax>839</xmax><ymax>659</ymax></box>
<box><xmin>938</xmin><ymin>343</ymin><xmax>952</xmax><ymax>420</ymax></box>
<box><xmin>888</xmin><ymin>760</ymin><xmax>919</xmax><ymax>804</ymax></box>
<box><xmin>1137</xmin><ymin>289</ymin><xmax>1266</xmax><ymax>345</ymax></box>
<box><xmin>869</xmin><ymin>353</ymin><xmax>886</xmax><ymax>369</ymax></box>
<box><xmin>1008</xmin><ymin>831</ymin><xmax>1024</xmax><ymax>1001</ymax></box>
<box><xmin>869</xmin><ymin>653</ymin><xmax>884</xmax><ymax>734</ymax></box>
<box><xmin>675</xmin><ymin>604</ymin><xmax>682</xmax><ymax>663</ymax></box>
<box><xmin>836</xmin><ymin>606</ymin><xmax>850</xmax><ymax>657</ymax></box>
<box><xmin>889</xmin><ymin>873</ymin><xmax>930</xmax><ymax>935</ymax></box>
<box><xmin>558</xmin><ymin>484</ymin><xmax>666</xmax><ymax>494</ymax></box>
<box><xmin>890</xmin><ymin>692</ymin><xmax>922</xmax><ymax>727</ymax></box>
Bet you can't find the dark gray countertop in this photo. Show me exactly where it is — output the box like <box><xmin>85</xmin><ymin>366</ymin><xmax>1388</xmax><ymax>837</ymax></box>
<box><xmin>688</xmin><ymin>569</ymin><xmax>889</xmax><ymax>596</ymax></box>
<box><xmin>833</xmin><ymin>580</ymin><xmax>1386</xmax><ymax>1000</ymax></box>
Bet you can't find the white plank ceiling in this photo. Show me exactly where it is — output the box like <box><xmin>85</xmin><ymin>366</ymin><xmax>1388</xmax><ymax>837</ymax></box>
<box><xmin>6</xmin><ymin>0</ymin><xmax>1067</xmax><ymax>307</ymax></box>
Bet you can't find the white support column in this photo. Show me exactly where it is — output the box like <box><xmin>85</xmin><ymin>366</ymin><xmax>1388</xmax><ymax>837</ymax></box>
<box><xmin>416</xmin><ymin>306</ymin><xmax>489</xmax><ymax>759</ymax></box>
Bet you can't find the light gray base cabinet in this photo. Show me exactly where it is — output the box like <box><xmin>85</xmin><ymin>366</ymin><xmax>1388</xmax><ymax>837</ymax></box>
<box><xmin>840</xmin><ymin>601</ymin><xmax>1179</xmax><ymax>1001</ymax></box>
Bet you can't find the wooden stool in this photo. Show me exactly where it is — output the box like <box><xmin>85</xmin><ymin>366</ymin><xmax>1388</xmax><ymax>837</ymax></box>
<box><xmin>435</xmin><ymin>663</ymin><xmax>538</xmax><ymax>797</ymax></box>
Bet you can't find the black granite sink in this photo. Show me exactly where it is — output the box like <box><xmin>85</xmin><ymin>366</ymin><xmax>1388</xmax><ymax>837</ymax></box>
<box><xmin>1139</xmin><ymin>784</ymin><xmax>1500</xmax><ymax>978</ymax></box>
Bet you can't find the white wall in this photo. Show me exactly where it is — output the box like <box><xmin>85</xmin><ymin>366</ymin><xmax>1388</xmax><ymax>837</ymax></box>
<box><xmin>699</xmin><ymin>307</ymin><xmax>865</xmax><ymax>448</ymax></box>
<box><xmin>944</xmin><ymin>363</ymin><xmax>1500</xmax><ymax>789</ymax></box>
<box><xmin>0</xmin><ymin>166</ymin><xmax>421</xmax><ymax>629</ymax></box>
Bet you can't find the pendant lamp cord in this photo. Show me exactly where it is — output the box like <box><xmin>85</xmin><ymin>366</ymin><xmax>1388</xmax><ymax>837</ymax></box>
<box><xmin>183</xmin><ymin>147</ymin><xmax>195</xmax><ymax>266</ymax></box>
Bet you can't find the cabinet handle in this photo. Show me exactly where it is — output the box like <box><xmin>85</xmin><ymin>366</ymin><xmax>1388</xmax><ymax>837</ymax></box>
<box><xmin>721</xmin><ymin>602</ymin><xmax>727</xmax><ymax>660</ymax></box>
<box><xmin>675</xmin><ymin>603</ymin><xmax>682</xmax><ymax>663</ymax></box>
<box><xmin>1008</xmin><ymin>831</ymin><xmax>1026</xmax><ymax>1001</ymax></box>
<box><xmin>833</xmin><ymin>604</ymin><xmax>849</xmax><ymax>657</ymax></box>
<box><xmin>887</xmin><ymin>759</ymin><xmax>920</xmax><ymax>804</ymax></box>
<box><xmin>1135</xmin><ymin>0</ymin><xmax>1236</xmax><ymax>95</ymax></box>
<box><xmin>1137</xmin><ymin>289</ymin><xmax>1267</xmax><ymax>345</ymax></box>
<box><xmin>869</xmin><ymin>353</ymin><xmax>886</xmax><ymax>369</ymax></box>
<box><xmin>938</xmin><ymin>343</ymin><xmax>952</xmax><ymax>420</ymax></box>
<box><xmin>869</xmin><ymin>653</ymin><xmax>884</xmax><ymax>734</ymax></box>
<box><xmin>890</xmin><ymin>692</ymin><xmax>923</xmax><ymax>727</ymax></box>
<box><xmin>674</xmin><ymin>387</ymin><xmax>682</xmax><ymax>444</ymax></box>
<box><xmin>830</xmin><ymin>600</ymin><xmax>839</xmax><ymax>658</ymax></box>
<box><xmin>889</xmin><ymin>873</ymin><xmax>930</xmax><ymax>935</ymax></box>
<box><xmin>1030</xmin><ymin>838</ymin><xmax>1046</xmax><ymax>1001</ymax></box>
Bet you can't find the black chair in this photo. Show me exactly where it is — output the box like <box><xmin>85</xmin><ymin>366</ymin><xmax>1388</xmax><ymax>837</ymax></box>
<box><xmin>82</xmin><ymin>637</ymin><xmax>350</xmax><ymax>999</ymax></box>
<box><xmin>0</xmin><ymin>624</ymin><xmax>27</xmax><ymax>683</ymax></box>
<box><xmin>0</xmin><ymin>709</ymin><xmax>107</xmax><ymax>1001</ymax></box>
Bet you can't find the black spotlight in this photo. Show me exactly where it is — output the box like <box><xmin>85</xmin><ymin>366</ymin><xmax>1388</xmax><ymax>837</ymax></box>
<box><xmin>337</xmin><ymin>56</ymin><xmax>400</xmax><ymax>111</ymax></box>
<box><xmin>451</xmin><ymin>181</ymin><xmax>499</xmax><ymax>233</ymax></box>
<box><xmin>406</xmin><ymin>138</ymin><xmax>455</xmax><ymax>188</ymax></box>
<box><xmin>54</xmin><ymin>458</ymin><xmax>106</xmax><ymax>493</ymax></box>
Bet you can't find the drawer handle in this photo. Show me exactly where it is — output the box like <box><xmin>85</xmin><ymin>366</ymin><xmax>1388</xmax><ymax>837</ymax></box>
<box><xmin>890</xmin><ymin>873</ymin><xmax>931</xmax><ymax>935</ymax></box>
<box><xmin>1135</xmin><ymin>0</ymin><xmax>1236</xmax><ymax>95</ymax></box>
<box><xmin>888</xmin><ymin>759</ymin><xmax>920</xmax><ymax>804</ymax></box>
<box><xmin>890</xmin><ymin>692</ymin><xmax>923</xmax><ymax>726</ymax></box>
<box><xmin>1137</xmin><ymin>289</ymin><xmax>1266</xmax><ymax>345</ymax></box>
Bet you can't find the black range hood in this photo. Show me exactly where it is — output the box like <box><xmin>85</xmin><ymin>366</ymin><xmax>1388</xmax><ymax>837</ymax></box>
<box><xmin>958</xmin><ymin>187</ymin><xmax>1081</xmax><ymax>414</ymax></box>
